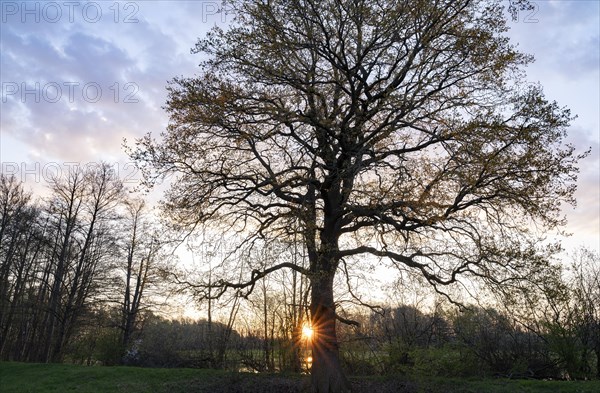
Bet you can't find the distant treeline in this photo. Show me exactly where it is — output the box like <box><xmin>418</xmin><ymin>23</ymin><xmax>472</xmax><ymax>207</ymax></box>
<box><xmin>63</xmin><ymin>302</ymin><xmax>600</xmax><ymax>381</ymax></box>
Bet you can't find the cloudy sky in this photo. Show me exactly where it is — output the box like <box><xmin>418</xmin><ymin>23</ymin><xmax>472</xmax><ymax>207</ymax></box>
<box><xmin>1</xmin><ymin>0</ymin><xmax>598</xmax><ymax>252</ymax></box>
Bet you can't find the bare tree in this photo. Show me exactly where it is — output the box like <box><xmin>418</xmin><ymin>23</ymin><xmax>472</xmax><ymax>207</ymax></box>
<box><xmin>0</xmin><ymin>175</ymin><xmax>41</xmax><ymax>358</ymax></box>
<box><xmin>42</xmin><ymin>163</ymin><xmax>124</xmax><ymax>362</ymax></box>
<box><xmin>569</xmin><ymin>247</ymin><xmax>600</xmax><ymax>378</ymax></box>
<box><xmin>117</xmin><ymin>197</ymin><xmax>169</xmax><ymax>356</ymax></box>
<box><xmin>131</xmin><ymin>0</ymin><xmax>585</xmax><ymax>390</ymax></box>
<box><xmin>41</xmin><ymin>167</ymin><xmax>88</xmax><ymax>362</ymax></box>
<box><xmin>120</xmin><ymin>198</ymin><xmax>151</xmax><ymax>350</ymax></box>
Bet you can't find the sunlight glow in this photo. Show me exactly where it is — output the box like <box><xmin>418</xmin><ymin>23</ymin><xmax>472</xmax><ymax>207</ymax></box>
<box><xmin>301</xmin><ymin>324</ymin><xmax>314</xmax><ymax>341</ymax></box>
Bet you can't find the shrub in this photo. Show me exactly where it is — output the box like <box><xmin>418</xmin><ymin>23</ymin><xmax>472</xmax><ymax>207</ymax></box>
<box><xmin>410</xmin><ymin>345</ymin><xmax>481</xmax><ymax>377</ymax></box>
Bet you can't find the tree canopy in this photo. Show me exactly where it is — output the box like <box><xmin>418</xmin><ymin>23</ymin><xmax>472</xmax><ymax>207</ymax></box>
<box><xmin>131</xmin><ymin>1</ymin><xmax>585</xmax><ymax>391</ymax></box>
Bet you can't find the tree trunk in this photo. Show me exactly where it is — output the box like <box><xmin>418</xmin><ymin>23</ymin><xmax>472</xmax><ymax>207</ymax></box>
<box><xmin>310</xmin><ymin>272</ymin><xmax>350</xmax><ymax>393</ymax></box>
<box><xmin>595</xmin><ymin>327</ymin><xmax>600</xmax><ymax>379</ymax></box>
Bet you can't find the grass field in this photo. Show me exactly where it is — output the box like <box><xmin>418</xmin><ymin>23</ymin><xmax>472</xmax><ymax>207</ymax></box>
<box><xmin>1</xmin><ymin>362</ymin><xmax>599</xmax><ymax>393</ymax></box>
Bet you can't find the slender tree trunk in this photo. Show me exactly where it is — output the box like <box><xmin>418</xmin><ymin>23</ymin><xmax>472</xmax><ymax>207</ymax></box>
<box><xmin>207</xmin><ymin>266</ymin><xmax>214</xmax><ymax>366</ymax></box>
<box><xmin>595</xmin><ymin>327</ymin><xmax>600</xmax><ymax>379</ymax></box>
<box><xmin>53</xmin><ymin>230</ymin><xmax>92</xmax><ymax>362</ymax></box>
<box><xmin>122</xmin><ymin>208</ymin><xmax>138</xmax><ymax>351</ymax></box>
<box><xmin>310</xmin><ymin>270</ymin><xmax>350</xmax><ymax>393</ymax></box>
<box><xmin>44</xmin><ymin>242</ymin><xmax>68</xmax><ymax>362</ymax></box>
<box><xmin>290</xmin><ymin>267</ymin><xmax>302</xmax><ymax>372</ymax></box>
<box><xmin>262</xmin><ymin>279</ymin><xmax>270</xmax><ymax>371</ymax></box>
<box><xmin>24</xmin><ymin>244</ymin><xmax>53</xmax><ymax>361</ymax></box>
<box><xmin>216</xmin><ymin>295</ymin><xmax>239</xmax><ymax>369</ymax></box>
<box><xmin>45</xmin><ymin>205</ymin><xmax>79</xmax><ymax>362</ymax></box>
<box><xmin>0</xmin><ymin>232</ymin><xmax>38</xmax><ymax>358</ymax></box>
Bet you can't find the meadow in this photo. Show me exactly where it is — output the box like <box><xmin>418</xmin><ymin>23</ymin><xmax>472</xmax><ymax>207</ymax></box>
<box><xmin>1</xmin><ymin>362</ymin><xmax>599</xmax><ymax>393</ymax></box>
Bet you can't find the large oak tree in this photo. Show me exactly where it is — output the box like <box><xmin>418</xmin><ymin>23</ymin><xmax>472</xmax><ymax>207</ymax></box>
<box><xmin>131</xmin><ymin>0</ymin><xmax>584</xmax><ymax>391</ymax></box>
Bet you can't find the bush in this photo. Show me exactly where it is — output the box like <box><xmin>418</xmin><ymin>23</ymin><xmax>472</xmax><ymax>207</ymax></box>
<box><xmin>384</xmin><ymin>342</ymin><xmax>413</xmax><ymax>374</ymax></box>
<box><xmin>411</xmin><ymin>345</ymin><xmax>481</xmax><ymax>378</ymax></box>
<box><xmin>341</xmin><ymin>354</ymin><xmax>378</xmax><ymax>376</ymax></box>
<box><xmin>94</xmin><ymin>329</ymin><xmax>124</xmax><ymax>366</ymax></box>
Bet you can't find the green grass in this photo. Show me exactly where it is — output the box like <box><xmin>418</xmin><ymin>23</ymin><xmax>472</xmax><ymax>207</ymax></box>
<box><xmin>411</xmin><ymin>376</ymin><xmax>600</xmax><ymax>393</ymax></box>
<box><xmin>1</xmin><ymin>362</ymin><xmax>599</xmax><ymax>393</ymax></box>
<box><xmin>0</xmin><ymin>362</ymin><xmax>292</xmax><ymax>393</ymax></box>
